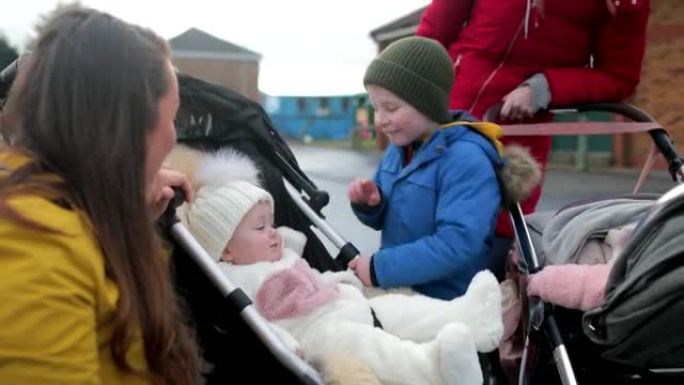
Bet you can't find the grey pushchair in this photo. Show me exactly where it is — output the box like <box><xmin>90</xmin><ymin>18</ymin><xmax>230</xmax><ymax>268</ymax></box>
<box><xmin>488</xmin><ymin>103</ymin><xmax>684</xmax><ymax>385</ymax></box>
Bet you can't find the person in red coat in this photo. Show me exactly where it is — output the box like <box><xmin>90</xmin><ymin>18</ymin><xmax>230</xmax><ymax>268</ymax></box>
<box><xmin>416</xmin><ymin>0</ymin><xmax>650</xmax><ymax>277</ymax></box>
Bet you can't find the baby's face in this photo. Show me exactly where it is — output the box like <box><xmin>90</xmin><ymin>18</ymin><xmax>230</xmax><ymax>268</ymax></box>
<box><xmin>222</xmin><ymin>201</ymin><xmax>283</xmax><ymax>265</ymax></box>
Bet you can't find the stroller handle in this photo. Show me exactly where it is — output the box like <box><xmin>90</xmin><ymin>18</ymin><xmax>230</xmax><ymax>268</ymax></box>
<box><xmin>575</xmin><ymin>103</ymin><xmax>683</xmax><ymax>181</ymax></box>
<box><xmin>483</xmin><ymin>102</ymin><xmax>684</xmax><ymax>182</ymax></box>
<box><xmin>0</xmin><ymin>53</ymin><xmax>32</xmax><ymax>101</ymax></box>
<box><xmin>483</xmin><ymin>101</ymin><xmax>658</xmax><ymax>123</ymax></box>
<box><xmin>157</xmin><ymin>188</ymin><xmax>185</xmax><ymax>229</ymax></box>
<box><xmin>0</xmin><ymin>58</ymin><xmax>19</xmax><ymax>100</ymax></box>
<box><xmin>283</xmin><ymin>178</ymin><xmax>361</xmax><ymax>267</ymax></box>
<box><xmin>275</xmin><ymin>151</ymin><xmax>330</xmax><ymax>214</ymax></box>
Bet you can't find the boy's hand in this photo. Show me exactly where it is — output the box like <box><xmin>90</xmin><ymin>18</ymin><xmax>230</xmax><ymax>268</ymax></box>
<box><xmin>348</xmin><ymin>256</ymin><xmax>373</xmax><ymax>287</ymax></box>
<box><xmin>348</xmin><ymin>178</ymin><xmax>381</xmax><ymax>206</ymax></box>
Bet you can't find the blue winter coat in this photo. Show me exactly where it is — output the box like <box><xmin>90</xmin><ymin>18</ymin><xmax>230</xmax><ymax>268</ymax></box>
<box><xmin>353</xmin><ymin>119</ymin><xmax>502</xmax><ymax>299</ymax></box>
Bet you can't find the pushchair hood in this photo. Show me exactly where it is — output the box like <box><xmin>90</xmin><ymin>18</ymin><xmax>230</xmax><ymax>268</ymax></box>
<box><xmin>584</xmin><ymin>183</ymin><xmax>684</xmax><ymax>368</ymax></box>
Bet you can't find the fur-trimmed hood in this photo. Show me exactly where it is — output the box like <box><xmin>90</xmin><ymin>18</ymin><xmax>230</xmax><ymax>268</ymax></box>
<box><xmin>443</xmin><ymin>117</ymin><xmax>542</xmax><ymax>209</ymax></box>
<box><xmin>498</xmin><ymin>144</ymin><xmax>542</xmax><ymax>209</ymax></box>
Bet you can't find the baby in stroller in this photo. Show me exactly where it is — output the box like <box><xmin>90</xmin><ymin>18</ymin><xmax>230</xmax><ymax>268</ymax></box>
<box><xmin>525</xmin><ymin>198</ymin><xmax>650</xmax><ymax>311</ymax></box>
<box><xmin>501</xmin><ymin>184</ymin><xmax>684</xmax><ymax>384</ymax></box>
<box><xmin>180</xmin><ymin>149</ymin><xmax>504</xmax><ymax>385</ymax></box>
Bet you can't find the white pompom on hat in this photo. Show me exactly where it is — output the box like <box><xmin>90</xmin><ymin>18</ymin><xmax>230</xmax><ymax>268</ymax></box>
<box><xmin>185</xmin><ymin>149</ymin><xmax>274</xmax><ymax>261</ymax></box>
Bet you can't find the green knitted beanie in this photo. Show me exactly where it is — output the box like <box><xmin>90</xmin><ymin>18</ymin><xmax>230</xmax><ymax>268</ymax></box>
<box><xmin>364</xmin><ymin>36</ymin><xmax>454</xmax><ymax>124</ymax></box>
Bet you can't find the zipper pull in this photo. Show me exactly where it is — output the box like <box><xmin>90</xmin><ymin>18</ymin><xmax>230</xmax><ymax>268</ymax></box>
<box><xmin>453</xmin><ymin>54</ymin><xmax>462</xmax><ymax>69</ymax></box>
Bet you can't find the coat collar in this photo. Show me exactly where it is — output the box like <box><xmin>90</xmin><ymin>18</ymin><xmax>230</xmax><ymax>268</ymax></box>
<box><xmin>390</xmin><ymin>128</ymin><xmax>455</xmax><ymax>179</ymax></box>
<box><xmin>388</xmin><ymin>120</ymin><xmax>501</xmax><ymax>178</ymax></box>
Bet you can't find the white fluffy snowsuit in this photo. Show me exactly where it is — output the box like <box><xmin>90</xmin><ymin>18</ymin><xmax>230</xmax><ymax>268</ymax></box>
<box><xmin>220</xmin><ymin>226</ymin><xmax>503</xmax><ymax>385</ymax></box>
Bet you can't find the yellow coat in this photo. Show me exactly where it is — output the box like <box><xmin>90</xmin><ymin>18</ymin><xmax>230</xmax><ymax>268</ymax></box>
<box><xmin>0</xmin><ymin>152</ymin><xmax>149</xmax><ymax>385</ymax></box>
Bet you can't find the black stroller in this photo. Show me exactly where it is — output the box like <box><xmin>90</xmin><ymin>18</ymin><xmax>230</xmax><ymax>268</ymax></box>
<box><xmin>485</xmin><ymin>103</ymin><xmax>684</xmax><ymax>385</ymax></box>
<box><xmin>166</xmin><ymin>73</ymin><xmax>373</xmax><ymax>384</ymax></box>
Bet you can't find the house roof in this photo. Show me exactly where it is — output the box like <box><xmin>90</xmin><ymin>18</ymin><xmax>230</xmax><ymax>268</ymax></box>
<box><xmin>169</xmin><ymin>28</ymin><xmax>261</xmax><ymax>61</ymax></box>
<box><xmin>369</xmin><ymin>6</ymin><xmax>427</xmax><ymax>43</ymax></box>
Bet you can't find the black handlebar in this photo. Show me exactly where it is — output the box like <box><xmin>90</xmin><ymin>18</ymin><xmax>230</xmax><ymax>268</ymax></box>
<box><xmin>274</xmin><ymin>151</ymin><xmax>330</xmax><ymax>214</ymax></box>
<box><xmin>0</xmin><ymin>58</ymin><xmax>19</xmax><ymax>100</ymax></box>
<box><xmin>573</xmin><ymin>103</ymin><xmax>683</xmax><ymax>181</ymax></box>
<box><xmin>484</xmin><ymin>102</ymin><xmax>684</xmax><ymax>182</ymax></box>
<box><xmin>158</xmin><ymin>187</ymin><xmax>185</xmax><ymax>231</ymax></box>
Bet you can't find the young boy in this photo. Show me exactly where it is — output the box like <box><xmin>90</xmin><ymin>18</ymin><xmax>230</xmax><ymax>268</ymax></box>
<box><xmin>349</xmin><ymin>36</ymin><xmax>518</xmax><ymax>298</ymax></box>
<box><xmin>183</xmin><ymin>149</ymin><xmax>504</xmax><ymax>385</ymax></box>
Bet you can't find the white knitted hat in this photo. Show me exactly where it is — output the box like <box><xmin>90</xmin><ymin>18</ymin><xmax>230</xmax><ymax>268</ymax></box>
<box><xmin>184</xmin><ymin>149</ymin><xmax>273</xmax><ymax>261</ymax></box>
<box><xmin>187</xmin><ymin>181</ymin><xmax>273</xmax><ymax>261</ymax></box>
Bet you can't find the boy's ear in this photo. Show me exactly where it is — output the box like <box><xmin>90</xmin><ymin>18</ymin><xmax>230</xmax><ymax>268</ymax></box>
<box><xmin>221</xmin><ymin>247</ymin><xmax>233</xmax><ymax>263</ymax></box>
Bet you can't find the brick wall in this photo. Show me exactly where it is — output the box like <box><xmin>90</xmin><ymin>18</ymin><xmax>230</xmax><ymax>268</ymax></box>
<box><xmin>629</xmin><ymin>0</ymin><xmax>684</xmax><ymax>168</ymax></box>
<box><xmin>172</xmin><ymin>58</ymin><xmax>260</xmax><ymax>102</ymax></box>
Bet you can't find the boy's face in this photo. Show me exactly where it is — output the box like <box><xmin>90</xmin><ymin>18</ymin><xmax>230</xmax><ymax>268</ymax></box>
<box><xmin>367</xmin><ymin>85</ymin><xmax>436</xmax><ymax>147</ymax></box>
<box><xmin>221</xmin><ymin>201</ymin><xmax>283</xmax><ymax>265</ymax></box>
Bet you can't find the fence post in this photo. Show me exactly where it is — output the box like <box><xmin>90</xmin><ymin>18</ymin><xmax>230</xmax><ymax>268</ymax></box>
<box><xmin>575</xmin><ymin>114</ymin><xmax>589</xmax><ymax>171</ymax></box>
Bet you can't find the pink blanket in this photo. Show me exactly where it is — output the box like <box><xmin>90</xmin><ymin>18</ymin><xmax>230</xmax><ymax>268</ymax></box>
<box><xmin>256</xmin><ymin>259</ymin><xmax>339</xmax><ymax>320</ymax></box>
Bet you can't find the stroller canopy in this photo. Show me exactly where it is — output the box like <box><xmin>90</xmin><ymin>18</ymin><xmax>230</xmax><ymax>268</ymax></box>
<box><xmin>584</xmin><ymin>184</ymin><xmax>684</xmax><ymax>368</ymax></box>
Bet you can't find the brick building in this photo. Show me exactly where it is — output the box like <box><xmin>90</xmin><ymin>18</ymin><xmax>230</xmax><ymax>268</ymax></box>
<box><xmin>626</xmin><ymin>0</ymin><xmax>684</xmax><ymax>169</ymax></box>
<box><xmin>169</xmin><ymin>28</ymin><xmax>261</xmax><ymax>102</ymax></box>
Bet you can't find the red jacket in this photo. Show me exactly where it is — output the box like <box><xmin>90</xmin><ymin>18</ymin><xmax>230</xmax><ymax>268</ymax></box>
<box><xmin>417</xmin><ymin>0</ymin><xmax>649</xmax><ymax>236</ymax></box>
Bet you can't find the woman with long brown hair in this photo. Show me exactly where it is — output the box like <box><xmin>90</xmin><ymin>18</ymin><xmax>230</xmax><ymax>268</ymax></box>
<box><xmin>0</xmin><ymin>5</ymin><xmax>201</xmax><ymax>385</ymax></box>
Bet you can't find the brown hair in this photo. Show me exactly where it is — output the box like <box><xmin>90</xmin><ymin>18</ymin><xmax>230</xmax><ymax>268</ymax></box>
<box><xmin>0</xmin><ymin>5</ymin><xmax>201</xmax><ymax>385</ymax></box>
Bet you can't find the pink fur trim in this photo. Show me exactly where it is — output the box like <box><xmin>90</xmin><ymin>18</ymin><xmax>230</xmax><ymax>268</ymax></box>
<box><xmin>527</xmin><ymin>264</ymin><xmax>612</xmax><ymax>311</ymax></box>
<box><xmin>256</xmin><ymin>259</ymin><xmax>339</xmax><ymax>320</ymax></box>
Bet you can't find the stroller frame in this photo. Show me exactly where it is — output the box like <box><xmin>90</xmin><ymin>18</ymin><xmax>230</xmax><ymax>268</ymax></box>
<box><xmin>491</xmin><ymin>103</ymin><xmax>684</xmax><ymax>385</ymax></box>
<box><xmin>159</xmin><ymin>177</ymin><xmax>365</xmax><ymax>385</ymax></box>
<box><xmin>168</xmin><ymin>74</ymin><xmax>366</xmax><ymax>384</ymax></box>
<box><xmin>160</xmin><ymin>193</ymin><xmax>327</xmax><ymax>385</ymax></box>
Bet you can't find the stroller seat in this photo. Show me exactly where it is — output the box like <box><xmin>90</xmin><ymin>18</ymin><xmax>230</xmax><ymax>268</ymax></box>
<box><xmin>169</xmin><ymin>74</ymin><xmax>344</xmax><ymax>384</ymax></box>
<box><xmin>485</xmin><ymin>102</ymin><xmax>684</xmax><ymax>385</ymax></box>
<box><xmin>507</xmin><ymin>184</ymin><xmax>684</xmax><ymax>385</ymax></box>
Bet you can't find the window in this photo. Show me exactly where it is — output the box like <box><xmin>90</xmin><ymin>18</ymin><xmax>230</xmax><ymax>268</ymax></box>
<box><xmin>341</xmin><ymin>98</ymin><xmax>350</xmax><ymax>112</ymax></box>
<box><xmin>297</xmin><ymin>98</ymin><xmax>307</xmax><ymax>113</ymax></box>
<box><xmin>317</xmin><ymin>97</ymin><xmax>330</xmax><ymax>116</ymax></box>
